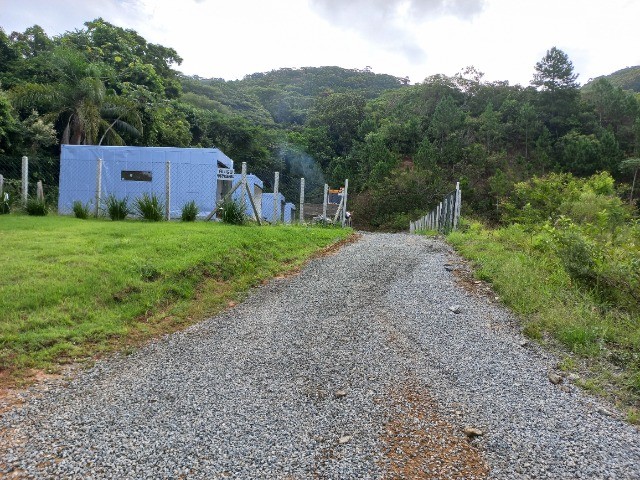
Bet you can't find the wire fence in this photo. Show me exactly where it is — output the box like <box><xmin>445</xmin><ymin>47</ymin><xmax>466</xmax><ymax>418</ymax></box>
<box><xmin>1</xmin><ymin>150</ymin><xmax>351</xmax><ymax>227</ymax></box>
<box><xmin>0</xmin><ymin>154</ymin><xmax>59</xmax><ymax>208</ymax></box>
<box><xmin>410</xmin><ymin>182</ymin><xmax>461</xmax><ymax>234</ymax></box>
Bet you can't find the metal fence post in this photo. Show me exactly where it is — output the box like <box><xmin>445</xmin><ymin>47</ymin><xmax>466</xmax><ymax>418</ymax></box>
<box><xmin>454</xmin><ymin>181</ymin><xmax>461</xmax><ymax>230</ymax></box>
<box><xmin>21</xmin><ymin>156</ymin><xmax>28</xmax><ymax>205</ymax></box>
<box><xmin>165</xmin><ymin>161</ymin><xmax>171</xmax><ymax>221</ymax></box>
<box><xmin>299</xmin><ymin>177</ymin><xmax>305</xmax><ymax>224</ymax></box>
<box><xmin>95</xmin><ymin>158</ymin><xmax>103</xmax><ymax>217</ymax></box>
<box><xmin>272</xmin><ymin>171</ymin><xmax>279</xmax><ymax>224</ymax></box>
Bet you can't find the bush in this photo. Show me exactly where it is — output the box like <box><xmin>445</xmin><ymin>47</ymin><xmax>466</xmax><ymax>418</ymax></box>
<box><xmin>72</xmin><ymin>200</ymin><xmax>91</xmax><ymax>219</ymax></box>
<box><xmin>181</xmin><ymin>200</ymin><xmax>198</xmax><ymax>222</ymax></box>
<box><xmin>0</xmin><ymin>192</ymin><xmax>10</xmax><ymax>214</ymax></box>
<box><xmin>25</xmin><ymin>198</ymin><xmax>48</xmax><ymax>216</ymax></box>
<box><xmin>105</xmin><ymin>194</ymin><xmax>130</xmax><ymax>221</ymax></box>
<box><xmin>217</xmin><ymin>198</ymin><xmax>246</xmax><ymax>225</ymax></box>
<box><xmin>134</xmin><ymin>193</ymin><xmax>165</xmax><ymax>221</ymax></box>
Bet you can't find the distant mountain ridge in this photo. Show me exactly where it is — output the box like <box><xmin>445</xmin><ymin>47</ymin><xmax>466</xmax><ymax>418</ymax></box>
<box><xmin>583</xmin><ymin>66</ymin><xmax>640</xmax><ymax>92</ymax></box>
<box><xmin>180</xmin><ymin>66</ymin><xmax>404</xmax><ymax>127</ymax></box>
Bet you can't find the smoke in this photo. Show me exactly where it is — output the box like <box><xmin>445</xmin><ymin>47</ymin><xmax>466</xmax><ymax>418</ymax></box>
<box><xmin>309</xmin><ymin>0</ymin><xmax>485</xmax><ymax>62</ymax></box>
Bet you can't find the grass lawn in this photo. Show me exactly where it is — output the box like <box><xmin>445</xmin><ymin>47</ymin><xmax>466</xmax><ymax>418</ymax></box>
<box><xmin>0</xmin><ymin>215</ymin><xmax>350</xmax><ymax>385</ymax></box>
<box><xmin>448</xmin><ymin>221</ymin><xmax>639</xmax><ymax>423</ymax></box>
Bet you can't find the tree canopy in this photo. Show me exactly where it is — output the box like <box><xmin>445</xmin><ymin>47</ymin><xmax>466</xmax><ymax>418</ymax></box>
<box><xmin>0</xmin><ymin>21</ymin><xmax>638</xmax><ymax>230</ymax></box>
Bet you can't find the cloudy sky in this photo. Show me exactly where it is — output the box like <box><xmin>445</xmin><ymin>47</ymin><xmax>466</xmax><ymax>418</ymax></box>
<box><xmin>1</xmin><ymin>0</ymin><xmax>638</xmax><ymax>86</ymax></box>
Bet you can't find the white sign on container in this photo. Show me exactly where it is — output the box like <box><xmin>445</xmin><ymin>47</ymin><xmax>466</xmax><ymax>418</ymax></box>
<box><xmin>217</xmin><ymin>168</ymin><xmax>234</xmax><ymax>180</ymax></box>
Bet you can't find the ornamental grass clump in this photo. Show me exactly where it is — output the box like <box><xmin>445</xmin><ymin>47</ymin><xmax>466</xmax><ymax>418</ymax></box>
<box><xmin>181</xmin><ymin>200</ymin><xmax>198</xmax><ymax>222</ymax></box>
<box><xmin>134</xmin><ymin>193</ymin><xmax>164</xmax><ymax>221</ymax></box>
<box><xmin>26</xmin><ymin>198</ymin><xmax>48</xmax><ymax>216</ymax></box>
<box><xmin>105</xmin><ymin>194</ymin><xmax>130</xmax><ymax>221</ymax></box>
<box><xmin>72</xmin><ymin>200</ymin><xmax>91</xmax><ymax>219</ymax></box>
<box><xmin>217</xmin><ymin>198</ymin><xmax>246</xmax><ymax>225</ymax></box>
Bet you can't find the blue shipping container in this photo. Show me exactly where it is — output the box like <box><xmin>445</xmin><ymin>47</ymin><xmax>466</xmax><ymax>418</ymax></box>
<box><xmin>58</xmin><ymin>145</ymin><xmax>234</xmax><ymax>218</ymax></box>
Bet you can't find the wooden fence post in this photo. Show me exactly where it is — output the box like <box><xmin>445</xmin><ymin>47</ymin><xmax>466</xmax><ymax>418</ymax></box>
<box><xmin>299</xmin><ymin>177</ymin><xmax>305</xmax><ymax>224</ymax></box>
<box><xmin>165</xmin><ymin>161</ymin><xmax>171</xmax><ymax>221</ymax></box>
<box><xmin>240</xmin><ymin>162</ymin><xmax>248</xmax><ymax>214</ymax></box>
<box><xmin>36</xmin><ymin>181</ymin><xmax>44</xmax><ymax>202</ymax></box>
<box><xmin>341</xmin><ymin>179</ymin><xmax>349</xmax><ymax>227</ymax></box>
<box><xmin>272</xmin><ymin>171</ymin><xmax>279</xmax><ymax>224</ymax></box>
<box><xmin>322</xmin><ymin>183</ymin><xmax>328</xmax><ymax>223</ymax></box>
<box><xmin>95</xmin><ymin>157</ymin><xmax>102</xmax><ymax>217</ymax></box>
<box><xmin>21</xmin><ymin>156</ymin><xmax>28</xmax><ymax>205</ymax></box>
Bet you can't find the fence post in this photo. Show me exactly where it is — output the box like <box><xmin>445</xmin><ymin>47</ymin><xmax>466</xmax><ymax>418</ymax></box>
<box><xmin>95</xmin><ymin>157</ymin><xmax>103</xmax><ymax>217</ymax></box>
<box><xmin>341</xmin><ymin>179</ymin><xmax>349</xmax><ymax>227</ymax></box>
<box><xmin>454</xmin><ymin>181</ymin><xmax>461</xmax><ymax>230</ymax></box>
<box><xmin>165</xmin><ymin>161</ymin><xmax>171</xmax><ymax>221</ymax></box>
<box><xmin>299</xmin><ymin>177</ymin><xmax>305</xmax><ymax>224</ymax></box>
<box><xmin>322</xmin><ymin>183</ymin><xmax>328</xmax><ymax>222</ymax></box>
<box><xmin>240</xmin><ymin>162</ymin><xmax>247</xmax><ymax>214</ymax></box>
<box><xmin>0</xmin><ymin>174</ymin><xmax>4</xmax><ymax>202</ymax></box>
<box><xmin>36</xmin><ymin>181</ymin><xmax>44</xmax><ymax>202</ymax></box>
<box><xmin>21</xmin><ymin>156</ymin><xmax>28</xmax><ymax>205</ymax></box>
<box><xmin>272</xmin><ymin>171</ymin><xmax>279</xmax><ymax>224</ymax></box>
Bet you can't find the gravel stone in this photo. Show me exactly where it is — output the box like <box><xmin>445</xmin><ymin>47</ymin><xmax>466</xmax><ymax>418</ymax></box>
<box><xmin>1</xmin><ymin>233</ymin><xmax>638</xmax><ymax>479</ymax></box>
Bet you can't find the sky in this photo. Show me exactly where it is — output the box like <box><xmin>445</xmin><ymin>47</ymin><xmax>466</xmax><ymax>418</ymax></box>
<box><xmin>1</xmin><ymin>0</ymin><xmax>639</xmax><ymax>86</ymax></box>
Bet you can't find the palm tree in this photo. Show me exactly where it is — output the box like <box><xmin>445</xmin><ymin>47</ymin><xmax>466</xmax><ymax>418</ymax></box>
<box><xmin>10</xmin><ymin>47</ymin><xmax>140</xmax><ymax>145</ymax></box>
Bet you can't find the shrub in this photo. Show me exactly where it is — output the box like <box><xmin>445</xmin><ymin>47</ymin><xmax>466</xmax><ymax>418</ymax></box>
<box><xmin>134</xmin><ymin>193</ymin><xmax>165</xmax><ymax>221</ymax></box>
<box><xmin>181</xmin><ymin>200</ymin><xmax>198</xmax><ymax>222</ymax></box>
<box><xmin>0</xmin><ymin>192</ymin><xmax>10</xmax><ymax>214</ymax></box>
<box><xmin>105</xmin><ymin>194</ymin><xmax>130</xmax><ymax>221</ymax></box>
<box><xmin>72</xmin><ymin>200</ymin><xmax>91</xmax><ymax>219</ymax></box>
<box><xmin>25</xmin><ymin>198</ymin><xmax>48</xmax><ymax>216</ymax></box>
<box><xmin>217</xmin><ymin>198</ymin><xmax>246</xmax><ymax>225</ymax></box>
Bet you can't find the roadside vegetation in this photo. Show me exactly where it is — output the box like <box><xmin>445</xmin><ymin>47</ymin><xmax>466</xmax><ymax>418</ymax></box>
<box><xmin>0</xmin><ymin>215</ymin><xmax>350</xmax><ymax>386</ymax></box>
<box><xmin>448</xmin><ymin>172</ymin><xmax>640</xmax><ymax>422</ymax></box>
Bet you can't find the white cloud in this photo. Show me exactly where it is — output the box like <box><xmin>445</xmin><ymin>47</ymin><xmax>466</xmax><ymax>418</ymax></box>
<box><xmin>0</xmin><ymin>0</ymin><xmax>638</xmax><ymax>85</ymax></box>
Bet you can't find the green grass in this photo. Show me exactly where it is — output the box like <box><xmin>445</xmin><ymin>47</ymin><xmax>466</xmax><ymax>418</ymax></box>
<box><xmin>0</xmin><ymin>215</ymin><xmax>350</xmax><ymax>383</ymax></box>
<box><xmin>448</xmin><ymin>221</ymin><xmax>640</xmax><ymax>418</ymax></box>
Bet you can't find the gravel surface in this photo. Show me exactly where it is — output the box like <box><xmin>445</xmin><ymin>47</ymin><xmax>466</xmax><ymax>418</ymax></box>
<box><xmin>1</xmin><ymin>233</ymin><xmax>639</xmax><ymax>479</ymax></box>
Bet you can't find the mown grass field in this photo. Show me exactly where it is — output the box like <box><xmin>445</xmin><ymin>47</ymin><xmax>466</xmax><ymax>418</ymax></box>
<box><xmin>0</xmin><ymin>215</ymin><xmax>350</xmax><ymax>385</ymax></box>
<box><xmin>448</xmin><ymin>221</ymin><xmax>640</xmax><ymax>423</ymax></box>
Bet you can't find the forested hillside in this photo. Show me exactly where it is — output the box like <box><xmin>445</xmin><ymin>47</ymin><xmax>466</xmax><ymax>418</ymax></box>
<box><xmin>1</xmin><ymin>19</ymin><xmax>639</xmax><ymax>229</ymax></box>
<box><xmin>583</xmin><ymin>66</ymin><xmax>640</xmax><ymax>93</ymax></box>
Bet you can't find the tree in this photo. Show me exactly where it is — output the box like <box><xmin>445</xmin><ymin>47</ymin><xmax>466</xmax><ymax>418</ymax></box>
<box><xmin>11</xmin><ymin>47</ymin><xmax>140</xmax><ymax>145</ymax></box>
<box><xmin>428</xmin><ymin>95</ymin><xmax>465</xmax><ymax>146</ymax></box>
<box><xmin>531</xmin><ymin>47</ymin><xmax>580</xmax><ymax>136</ymax></box>
<box><xmin>620</xmin><ymin>157</ymin><xmax>640</xmax><ymax>204</ymax></box>
<box><xmin>477</xmin><ymin>103</ymin><xmax>502</xmax><ymax>152</ymax></box>
<box><xmin>306</xmin><ymin>92</ymin><xmax>366</xmax><ymax>157</ymax></box>
<box><xmin>531</xmin><ymin>47</ymin><xmax>579</xmax><ymax>93</ymax></box>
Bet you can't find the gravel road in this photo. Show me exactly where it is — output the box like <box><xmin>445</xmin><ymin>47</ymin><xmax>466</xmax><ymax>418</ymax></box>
<box><xmin>1</xmin><ymin>233</ymin><xmax>639</xmax><ymax>479</ymax></box>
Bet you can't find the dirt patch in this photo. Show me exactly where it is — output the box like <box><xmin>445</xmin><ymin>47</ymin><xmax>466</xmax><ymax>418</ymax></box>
<box><xmin>381</xmin><ymin>383</ymin><xmax>489</xmax><ymax>479</ymax></box>
<box><xmin>445</xmin><ymin>257</ymin><xmax>496</xmax><ymax>301</ymax></box>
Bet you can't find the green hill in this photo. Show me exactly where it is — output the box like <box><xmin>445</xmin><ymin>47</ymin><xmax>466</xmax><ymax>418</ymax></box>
<box><xmin>181</xmin><ymin>66</ymin><xmax>404</xmax><ymax>126</ymax></box>
<box><xmin>583</xmin><ymin>66</ymin><xmax>640</xmax><ymax>92</ymax></box>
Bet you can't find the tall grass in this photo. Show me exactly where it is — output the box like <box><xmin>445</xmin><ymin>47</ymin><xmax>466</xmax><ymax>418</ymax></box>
<box><xmin>449</xmin><ymin>221</ymin><xmax>640</xmax><ymax>418</ymax></box>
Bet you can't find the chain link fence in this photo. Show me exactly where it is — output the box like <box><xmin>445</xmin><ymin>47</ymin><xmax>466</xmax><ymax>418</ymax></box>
<box><xmin>0</xmin><ymin>147</ymin><xmax>351</xmax><ymax>227</ymax></box>
<box><xmin>0</xmin><ymin>154</ymin><xmax>59</xmax><ymax>209</ymax></box>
